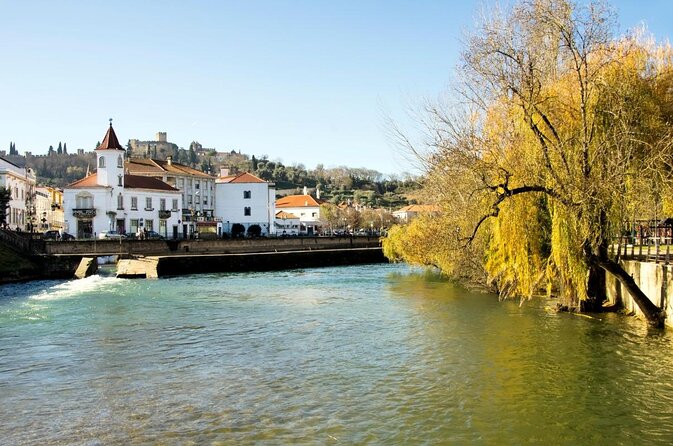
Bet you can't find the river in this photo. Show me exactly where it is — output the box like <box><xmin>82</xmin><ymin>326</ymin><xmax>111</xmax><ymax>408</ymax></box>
<box><xmin>1</xmin><ymin>263</ymin><xmax>673</xmax><ymax>445</ymax></box>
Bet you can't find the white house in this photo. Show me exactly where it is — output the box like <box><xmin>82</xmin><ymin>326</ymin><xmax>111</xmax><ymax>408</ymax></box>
<box><xmin>63</xmin><ymin>123</ymin><xmax>182</xmax><ymax>239</ymax></box>
<box><xmin>392</xmin><ymin>204</ymin><xmax>439</xmax><ymax>223</ymax></box>
<box><xmin>0</xmin><ymin>157</ymin><xmax>36</xmax><ymax>230</ymax></box>
<box><xmin>214</xmin><ymin>170</ymin><xmax>276</xmax><ymax>237</ymax></box>
<box><xmin>275</xmin><ymin>193</ymin><xmax>323</xmax><ymax>235</ymax></box>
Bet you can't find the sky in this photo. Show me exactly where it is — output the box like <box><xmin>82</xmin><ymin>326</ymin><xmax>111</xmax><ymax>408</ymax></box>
<box><xmin>1</xmin><ymin>1</ymin><xmax>672</xmax><ymax>176</ymax></box>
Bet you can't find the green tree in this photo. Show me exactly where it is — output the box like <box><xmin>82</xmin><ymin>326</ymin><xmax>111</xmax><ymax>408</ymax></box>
<box><xmin>0</xmin><ymin>187</ymin><xmax>10</xmax><ymax>226</ymax></box>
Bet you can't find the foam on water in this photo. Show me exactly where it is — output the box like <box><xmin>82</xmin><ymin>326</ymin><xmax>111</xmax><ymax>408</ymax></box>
<box><xmin>29</xmin><ymin>274</ymin><xmax>126</xmax><ymax>301</ymax></box>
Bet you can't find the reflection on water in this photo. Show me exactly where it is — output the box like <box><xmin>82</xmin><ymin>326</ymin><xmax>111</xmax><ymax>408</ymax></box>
<box><xmin>1</xmin><ymin>264</ymin><xmax>673</xmax><ymax>445</ymax></box>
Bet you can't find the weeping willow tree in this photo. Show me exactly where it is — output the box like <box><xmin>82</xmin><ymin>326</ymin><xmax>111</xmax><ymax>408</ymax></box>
<box><xmin>384</xmin><ymin>0</ymin><xmax>673</xmax><ymax>327</ymax></box>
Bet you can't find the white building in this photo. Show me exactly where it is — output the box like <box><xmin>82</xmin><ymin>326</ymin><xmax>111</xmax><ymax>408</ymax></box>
<box><xmin>124</xmin><ymin>157</ymin><xmax>216</xmax><ymax>237</ymax></box>
<box><xmin>0</xmin><ymin>157</ymin><xmax>36</xmax><ymax>230</ymax></box>
<box><xmin>275</xmin><ymin>193</ymin><xmax>323</xmax><ymax>235</ymax></box>
<box><xmin>214</xmin><ymin>170</ymin><xmax>276</xmax><ymax>237</ymax></box>
<box><xmin>392</xmin><ymin>204</ymin><xmax>439</xmax><ymax>223</ymax></box>
<box><xmin>63</xmin><ymin>123</ymin><xmax>182</xmax><ymax>239</ymax></box>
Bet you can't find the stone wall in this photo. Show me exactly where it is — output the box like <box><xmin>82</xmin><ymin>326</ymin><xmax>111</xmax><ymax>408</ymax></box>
<box><xmin>41</xmin><ymin>236</ymin><xmax>381</xmax><ymax>256</ymax></box>
<box><xmin>606</xmin><ymin>260</ymin><xmax>673</xmax><ymax>327</ymax></box>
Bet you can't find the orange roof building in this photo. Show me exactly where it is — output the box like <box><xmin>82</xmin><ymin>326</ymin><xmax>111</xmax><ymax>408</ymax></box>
<box><xmin>214</xmin><ymin>171</ymin><xmax>277</xmax><ymax>237</ymax></box>
<box><xmin>125</xmin><ymin>157</ymin><xmax>216</xmax><ymax>219</ymax></box>
<box><xmin>275</xmin><ymin>194</ymin><xmax>323</xmax><ymax>235</ymax></box>
<box><xmin>63</xmin><ymin>122</ymin><xmax>183</xmax><ymax>239</ymax></box>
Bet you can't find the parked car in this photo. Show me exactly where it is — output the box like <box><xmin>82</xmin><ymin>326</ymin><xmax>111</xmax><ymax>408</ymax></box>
<box><xmin>144</xmin><ymin>231</ymin><xmax>164</xmax><ymax>240</ymax></box>
<box><xmin>127</xmin><ymin>230</ymin><xmax>164</xmax><ymax>240</ymax></box>
<box><xmin>98</xmin><ymin>231</ymin><xmax>126</xmax><ymax>240</ymax></box>
<box><xmin>43</xmin><ymin>230</ymin><xmax>75</xmax><ymax>241</ymax></box>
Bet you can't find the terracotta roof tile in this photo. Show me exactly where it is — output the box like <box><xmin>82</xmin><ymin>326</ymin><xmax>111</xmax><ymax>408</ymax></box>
<box><xmin>125</xmin><ymin>158</ymin><xmax>214</xmax><ymax>178</ymax></box>
<box><xmin>216</xmin><ymin>172</ymin><xmax>268</xmax><ymax>184</ymax></box>
<box><xmin>97</xmin><ymin>123</ymin><xmax>124</xmax><ymax>151</ymax></box>
<box><xmin>65</xmin><ymin>173</ymin><xmax>179</xmax><ymax>192</ymax></box>
<box><xmin>275</xmin><ymin>194</ymin><xmax>323</xmax><ymax>208</ymax></box>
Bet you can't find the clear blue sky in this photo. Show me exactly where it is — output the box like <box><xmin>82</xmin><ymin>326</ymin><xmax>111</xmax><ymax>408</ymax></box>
<box><xmin>1</xmin><ymin>1</ymin><xmax>671</xmax><ymax>176</ymax></box>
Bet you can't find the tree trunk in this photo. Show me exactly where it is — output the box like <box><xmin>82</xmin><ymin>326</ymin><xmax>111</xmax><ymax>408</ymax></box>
<box><xmin>583</xmin><ymin>264</ymin><xmax>606</xmax><ymax>312</ymax></box>
<box><xmin>590</xmin><ymin>255</ymin><xmax>665</xmax><ymax>328</ymax></box>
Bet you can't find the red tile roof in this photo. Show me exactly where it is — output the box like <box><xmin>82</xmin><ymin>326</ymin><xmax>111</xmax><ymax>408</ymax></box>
<box><xmin>97</xmin><ymin>123</ymin><xmax>124</xmax><ymax>151</ymax></box>
<box><xmin>66</xmin><ymin>173</ymin><xmax>179</xmax><ymax>191</ymax></box>
<box><xmin>275</xmin><ymin>194</ymin><xmax>323</xmax><ymax>208</ymax></box>
<box><xmin>217</xmin><ymin>172</ymin><xmax>268</xmax><ymax>184</ymax></box>
<box><xmin>125</xmin><ymin>158</ymin><xmax>214</xmax><ymax>178</ymax></box>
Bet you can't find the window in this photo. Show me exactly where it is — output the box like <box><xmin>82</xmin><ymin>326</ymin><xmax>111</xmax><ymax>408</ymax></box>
<box><xmin>145</xmin><ymin>219</ymin><xmax>154</xmax><ymax>231</ymax></box>
<box><xmin>75</xmin><ymin>193</ymin><xmax>93</xmax><ymax>209</ymax></box>
<box><xmin>244</xmin><ymin>207</ymin><xmax>251</xmax><ymax>216</ymax></box>
<box><xmin>117</xmin><ymin>194</ymin><xmax>124</xmax><ymax>210</ymax></box>
<box><xmin>203</xmin><ymin>197</ymin><xmax>208</xmax><ymax>205</ymax></box>
<box><xmin>244</xmin><ymin>190</ymin><xmax>252</xmax><ymax>199</ymax></box>
<box><xmin>117</xmin><ymin>155</ymin><xmax>123</xmax><ymax>168</ymax></box>
<box><xmin>130</xmin><ymin>219</ymin><xmax>139</xmax><ymax>234</ymax></box>
<box><xmin>172</xmin><ymin>199</ymin><xmax>178</xmax><ymax>211</ymax></box>
<box><xmin>118</xmin><ymin>175</ymin><xmax>123</xmax><ymax>186</ymax></box>
<box><xmin>188</xmin><ymin>195</ymin><xmax>193</xmax><ymax>205</ymax></box>
<box><xmin>145</xmin><ymin>197</ymin><xmax>152</xmax><ymax>210</ymax></box>
<box><xmin>160</xmin><ymin>198</ymin><xmax>166</xmax><ymax>211</ymax></box>
<box><xmin>178</xmin><ymin>178</ymin><xmax>184</xmax><ymax>188</ymax></box>
<box><xmin>131</xmin><ymin>197</ymin><xmax>138</xmax><ymax>210</ymax></box>
<box><xmin>195</xmin><ymin>182</ymin><xmax>200</xmax><ymax>189</ymax></box>
<box><xmin>98</xmin><ymin>156</ymin><xmax>105</xmax><ymax>168</ymax></box>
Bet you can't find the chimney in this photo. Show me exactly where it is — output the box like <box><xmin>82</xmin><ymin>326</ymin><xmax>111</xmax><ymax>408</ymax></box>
<box><xmin>316</xmin><ymin>186</ymin><xmax>321</xmax><ymax>200</ymax></box>
<box><xmin>167</xmin><ymin>156</ymin><xmax>172</xmax><ymax>166</ymax></box>
<box><xmin>303</xmin><ymin>185</ymin><xmax>308</xmax><ymax>195</ymax></box>
<box><xmin>220</xmin><ymin>167</ymin><xmax>229</xmax><ymax>177</ymax></box>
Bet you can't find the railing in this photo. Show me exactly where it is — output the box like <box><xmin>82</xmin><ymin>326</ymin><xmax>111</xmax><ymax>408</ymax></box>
<box><xmin>72</xmin><ymin>208</ymin><xmax>96</xmax><ymax>218</ymax></box>
<box><xmin>612</xmin><ymin>235</ymin><xmax>673</xmax><ymax>264</ymax></box>
<box><xmin>158</xmin><ymin>210</ymin><xmax>172</xmax><ymax>219</ymax></box>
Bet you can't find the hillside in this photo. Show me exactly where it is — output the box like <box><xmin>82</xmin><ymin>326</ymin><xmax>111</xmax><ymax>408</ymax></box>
<box><xmin>8</xmin><ymin>150</ymin><xmax>420</xmax><ymax>210</ymax></box>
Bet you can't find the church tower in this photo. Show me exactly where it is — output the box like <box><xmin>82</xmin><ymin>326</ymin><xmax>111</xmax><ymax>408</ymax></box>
<box><xmin>95</xmin><ymin>120</ymin><xmax>125</xmax><ymax>188</ymax></box>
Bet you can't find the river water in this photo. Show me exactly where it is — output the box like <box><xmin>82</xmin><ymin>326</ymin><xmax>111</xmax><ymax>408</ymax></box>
<box><xmin>1</xmin><ymin>263</ymin><xmax>673</xmax><ymax>445</ymax></box>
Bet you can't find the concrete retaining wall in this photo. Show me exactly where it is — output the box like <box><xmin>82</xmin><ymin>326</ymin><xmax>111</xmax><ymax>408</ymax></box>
<box><xmin>606</xmin><ymin>260</ymin><xmax>673</xmax><ymax>327</ymax></box>
<box><xmin>154</xmin><ymin>247</ymin><xmax>386</xmax><ymax>276</ymax></box>
<box><xmin>41</xmin><ymin>236</ymin><xmax>380</xmax><ymax>256</ymax></box>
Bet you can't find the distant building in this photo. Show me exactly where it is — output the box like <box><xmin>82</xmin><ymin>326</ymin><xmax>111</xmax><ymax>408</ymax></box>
<box><xmin>275</xmin><ymin>191</ymin><xmax>323</xmax><ymax>235</ymax></box>
<box><xmin>63</xmin><ymin>123</ymin><xmax>182</xmax><ymax>239</ymax></box>
<box><xmin>214</xmin><ymin>169</ymin><xmax>276</xmax><ymax>237</ymax></box>
<box><xmin>128</xmin><ymin>132</ymin><xmax>178</xmax><ymax>159</ymax></box>
<box><xmin>0</xmin><ymin>156</ymin><xmax>36</xmax><ymax>230</ymax></box>
<box><xmin>392</xmin><ymin>204</ymin><xmax>439</xmax><ymax>222</ymax></box>
<box><xmin>275</xmin><ymin>210</ymin><xmax>300</xmax><ymax>236</ymax></box>
<box><xmin>35</xmin><ymin>186</ymin><xmax>64</xmax><ymax>231</ymax></box>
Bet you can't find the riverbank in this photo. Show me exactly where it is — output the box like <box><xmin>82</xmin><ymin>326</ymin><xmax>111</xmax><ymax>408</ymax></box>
<box><xmin>0</xmin><ymin>236</ymin><xmax>385</xmax><ymax>283</ymax></box>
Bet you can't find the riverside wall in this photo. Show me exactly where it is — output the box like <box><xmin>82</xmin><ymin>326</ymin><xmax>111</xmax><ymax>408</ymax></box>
<box><xmin>606</xmin><ymin>260</ymin><xmax>673</xmax><ymax>327</ymax></box>
<box><xmin>16</xmin><ymin>237</ymin><xmax>385</xmax><ymax>282</ymax></box>
<box><xmin>154</xmin><ymin>247</ymin><xmax>386</xmax><ymax>277</ymax></box>
<box><xmin>40</xmin><ymin>236</ymin><xmax>380</xmax><ymax>256</ymax></box>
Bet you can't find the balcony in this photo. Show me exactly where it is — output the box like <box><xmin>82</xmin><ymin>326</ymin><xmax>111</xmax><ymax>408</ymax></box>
<box><xmin>72</xmin><ymin>208</ymin><xmax>96</xmax><ymax>218</ymax></box>
<box><xmin>158</xmin><ymin>210</ymin><xmax>172</xmax><ymax>219</ymax></box>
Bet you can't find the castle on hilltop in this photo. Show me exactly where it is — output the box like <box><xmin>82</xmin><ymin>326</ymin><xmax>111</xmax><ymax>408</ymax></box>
<box><xmin>128</xmin><ymin>132</ymin><xmax>179</xmax><ymax>159</ymax></box>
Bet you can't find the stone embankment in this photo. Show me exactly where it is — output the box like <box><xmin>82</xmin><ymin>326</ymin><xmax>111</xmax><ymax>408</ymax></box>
<box><xmin>1</xmin><ymin>234</ymin><xmax>385</xmax><ymax>283</ymax></box>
